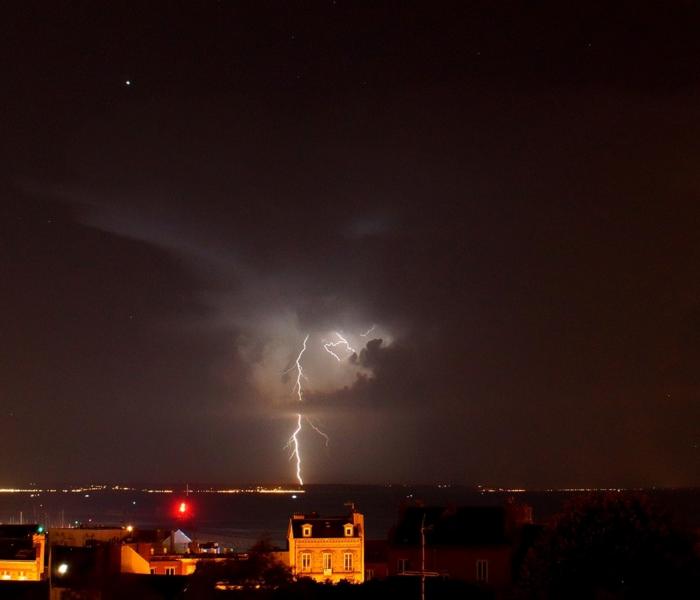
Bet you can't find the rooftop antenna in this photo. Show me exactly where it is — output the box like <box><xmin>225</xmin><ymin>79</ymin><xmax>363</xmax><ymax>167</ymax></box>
<box><xmin>400</xmin><ymin>512</ymin><xmax>438</xmax><ymax>600</ymax></box>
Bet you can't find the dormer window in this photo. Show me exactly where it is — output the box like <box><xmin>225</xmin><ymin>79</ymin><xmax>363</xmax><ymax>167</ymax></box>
<box><xmin>344</xmin><ymin>524</ymin><xmax>353</xmax><ymax>537</ymax></box>
<box><xmin>302</xmin><ymin>524</ymin><xmax>312</xmax><ymax>537</ymax></box>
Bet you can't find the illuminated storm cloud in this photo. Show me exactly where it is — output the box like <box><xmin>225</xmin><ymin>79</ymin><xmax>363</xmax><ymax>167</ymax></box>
<box><xmin>247</xmin><ymin>320</ymin><xmax>392</xmax><ymax>411</ymax></box>
<box><xmin>246</xmin><ymin>321</ymin><xmax>391</xmax><ymax>485</ymax></box>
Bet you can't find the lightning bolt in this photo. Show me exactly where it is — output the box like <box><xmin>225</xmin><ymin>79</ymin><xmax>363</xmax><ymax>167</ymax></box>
<box><xmin>287</xmin><ymin>326</ymin><xmax>378</xmax><ymax>483</ymax></box>
<box><xmin>289</xmin><ymin>413</ymin><xmax>303</xmax><ymax>485</ymax></box>
<box><xmin>322</xmin><ymin>332</ymin><xmax>357</xmax><ymax>361</ymax></box>
<box><xmin>287</xmin><ymin>334</ymin><xmax>309</xmax><ymax>486</ymax></box>
<box><xmin>306</xmin><ymin>416</ymin><xmax>330</xmax><ymax>447</ymax></box>
<box><xmin>292</xmin><ymin>334</ymin><xmax>309</xmax><ymax>402</ymax></box>
<box><xmin>360</xmin><ymin>324</ymin><xmax>376</xmax><ymax>337</ymax></box>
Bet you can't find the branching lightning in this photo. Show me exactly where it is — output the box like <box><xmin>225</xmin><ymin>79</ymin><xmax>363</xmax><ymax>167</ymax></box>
<box><xmin>285</xmin><ymin>326</ymin><xmax>379</xmax><ymax>483</ymax></box>
<box><xmin>306</xmin><ymin>416</ymin><xmax>330</xmax><ymax>447</ymax></box>
<box><xmin>322</xmin><ymin>332</ymin><xmax>357</xmax><ymax>361</ymax></box>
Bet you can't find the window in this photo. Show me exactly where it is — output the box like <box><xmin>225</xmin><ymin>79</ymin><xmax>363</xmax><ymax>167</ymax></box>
<box><xmin>476</xmin><ymin>559</ymin><xmax>488</xmax><ymax>583</ymax></box>
<box><xmin>165</xmin><ymin>567</ymin><xmax>176</xmax><ymax>576</ymax></box>
<box><xmin>344</xmin><ymin>524</ymin><xmax>353</xmax><ymax>537</ymax></box>
<box><xmin>301</xmin><ymin>552</ymin><xmax>311</xmax><ymax>572</ymax></box>
<box><xmin>18</xmin><ymin>571</ymin><xmax>27</xmax><ymax>580</ymax></box>
<box><xmin>302</xmin><ymin>525</ymin><xmax>312</xmax><ymax>537</ymax></box>
<box><xmin>1</xmin><ymin>571</ymin><xmax>9</xmax><ymax>580</ymax></box>
<box><xmin>149</xmin><ymin>568</ymin><xmax>156</xmax><ymax>575</ymax></box>
<box><xmin>365</xmin><ymin>569</ymin><xmax>375</xmax><ymax>581</ymax></box>
<box><xmin>397</xmin><ymin>558</ymin><xmax>409</xmax><ymax>573</ymax></box>
<box><xmin>343</xmin><ymin>552</ymin><xmax>353</xmax><ymax>571</ymax></box>
<box><xmin>322</xmin><ymin>552</ymin><xmax>332</xmax><ymax>572</ymax></box>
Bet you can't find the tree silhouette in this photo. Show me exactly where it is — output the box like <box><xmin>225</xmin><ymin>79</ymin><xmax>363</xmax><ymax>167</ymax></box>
<box><xmin>517</xmin><ymin>493</ymin><xmax>699</xmax><ymax>599</ymax></box>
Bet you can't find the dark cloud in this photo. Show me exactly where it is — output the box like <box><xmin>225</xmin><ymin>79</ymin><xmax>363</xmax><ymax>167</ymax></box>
<box><xmin>349</xmin><ymin>338</ymin><xmax>383</xmax><ymax>368</ymax></box>
<box><xmin>2</xmin><ymin>2</ymin><xmax>700</xmax><ymax>486</ymax></box>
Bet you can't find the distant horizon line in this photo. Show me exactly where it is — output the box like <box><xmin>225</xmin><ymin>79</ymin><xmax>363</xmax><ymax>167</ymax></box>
<box><xmin>0</xmin><ymin>482</ymin><xmax>697</xmax><ymax>493</ymax></box>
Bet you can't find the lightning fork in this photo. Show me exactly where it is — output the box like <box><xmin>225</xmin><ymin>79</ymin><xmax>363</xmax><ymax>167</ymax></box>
<box><xmin>293</xmin><ymin>334</ymin><xmax>309</xmax><ymax>401</ymax></box>
<box><xmin>306</xmin><ymin>416</ymin><xmax>330</xmax><ymax>447</ymax></box>
<box><xmin>322</xmin><ymin>331</ymin><xmax>357</xmax><ymax>361</ymax></box>
<box><xmin>287</xmin><ymin>334</ymin><xmax>309</xmax><ymax>486</ymax></box>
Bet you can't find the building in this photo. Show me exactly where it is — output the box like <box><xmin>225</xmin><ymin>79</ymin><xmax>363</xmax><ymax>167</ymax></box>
<box><xmin>131</xmin><ymin>528</ymin><xmax>191</xmax><ymax>556</ymax></box>
<box><xmin>0</xmin><ymin>525</ymin><xmax>46</xmax><ymax>581</ymax></box>
<box><xmin>148</xmin><ymin>555</ymin><xmax>199</xmax><ymax>575</ymax></box>
<box><xmin>287</xmin><ymin>510</ymin><xmax>365</xmax><ymax>583</ymax></box>
<box><xmin>48</xmin><ymin>527</ymin><xmax>128</xmax><ymax>547</ymax></box>
<box><xmin>44</xmin><ymin>525</ymin><xmax>240</xmax><ymax>598</ymax></box>
<box><xmin>47</xmin><ymin>526</ymin><xmax>199</xmax><ymax>576</ymax></box>
<box><xmin>364</xmin><ymin>540</ymin><xmax>389</xmax><ymax>581</ymax></box>
<box><xmin>123</xmin><ymin>528</ymin><xmax>197</xmax><ymax>574</ymax></box>
<box><xmin>387</xmin><ymin>503</ymin><xmax>533</xmax><ymax>591</ymax></box>
<box><xmin>198</xmin><ymin>541</ymin><xmax>221</xmax><ymax>555</ymax></box>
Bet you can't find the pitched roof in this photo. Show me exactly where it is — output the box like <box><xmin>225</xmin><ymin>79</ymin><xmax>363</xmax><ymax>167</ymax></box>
<box><xmin>390</xmin><ymin>506</ymin><xmax>508</xmax><ymax>546</ymax></box>
<box><xmin>0</xmin><ymin>525</ymin><xmax>40</xmax><ymax>539</ymax></box>
<box><xmin>125</xmin><ymin>528</ymin><xmax>171</xmax><ymax>543</ymax></box>
<box><xmin>290</xmin><ymin>515</ymin><xmax>355</xmax><ymax>538</ymax></box>
<box><xmin>0</xmin><ymin>525</ymin><xmax>40</xmax><ymax>560</ymax></box>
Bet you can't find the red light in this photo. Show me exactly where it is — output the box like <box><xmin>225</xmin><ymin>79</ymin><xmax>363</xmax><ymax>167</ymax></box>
<box><xmin>174</xmin><ymin>500</ymin><xmax>193</xmax><ymax>520</ymax></box>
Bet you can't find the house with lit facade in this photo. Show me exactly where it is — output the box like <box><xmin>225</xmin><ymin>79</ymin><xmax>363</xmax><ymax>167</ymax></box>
<box><xmin>287</xmin><ymin>510</ymin><xmax>364</xmax><ymax>583</ymax></box>
<box><xmin>0</xmin><ymin>525</ymin><xmax>46</xmax><ymax>581</ymax></box>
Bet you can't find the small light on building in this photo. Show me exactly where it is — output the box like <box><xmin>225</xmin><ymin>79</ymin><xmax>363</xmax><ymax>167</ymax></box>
<box><xmin>57</xmin><ymin>563</ymin><xmax>69</xmax><ymax>576</ymax></box>
<box><xmin>126</xmin><ymin>525</ymin><xmax>134</xmax><ymax>533</ymax></box>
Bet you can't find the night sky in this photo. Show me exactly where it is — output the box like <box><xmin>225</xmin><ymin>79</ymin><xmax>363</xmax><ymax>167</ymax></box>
<box><xmin>2</xmin><ymin>1</ymin><xmax>700</xmax><ymax>487</ymax></box>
